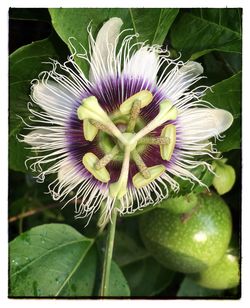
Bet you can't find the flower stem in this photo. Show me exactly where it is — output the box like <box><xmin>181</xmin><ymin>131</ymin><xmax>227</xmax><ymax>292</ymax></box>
<box><xmin>99</xmin><ymin>205</ymin><xmax>118</xmax><ymax>297</ymax></box>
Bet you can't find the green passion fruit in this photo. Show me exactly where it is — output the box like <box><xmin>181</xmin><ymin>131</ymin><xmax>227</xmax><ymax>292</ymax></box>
<box><xmin>139</xmin><ymin>192</ymin><xmax>232</xmax><ymax>273</ymax></box>
<box><xmin>157</xmin><ymin>193</ymin><xmax>198</xmax><ymax>214</ymax></box>
<box><xmin>189</xmin><ymin>246</ymin><xmax>240</xmax><ymax>290</ymax></box>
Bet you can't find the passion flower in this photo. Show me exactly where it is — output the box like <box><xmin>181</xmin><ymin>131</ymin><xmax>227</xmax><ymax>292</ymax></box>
<box><xmin>21</xmin><ymin>17</ymin><xmax>233</xmax><ymax>224</ymax></box>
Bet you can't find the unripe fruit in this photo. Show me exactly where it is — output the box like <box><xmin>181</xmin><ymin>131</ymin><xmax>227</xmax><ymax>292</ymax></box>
<box><xmin>189</xmin><ymin>247</ymin><xmax>240</xmax><ymax>289</ymax></box>
<box><xmin>212</xmin><ymin>160</ymin><xmax>236</xmax><ymax>195</ymax></box>
<box><xmin>139</xmin><ymin>192</ymin><xmax>232</xmax><ymax>273</ymax></box>
<box><xmin>158</xmin><ymin>193</ymin><xmax>198</xmax><ymax>214</ymax></box>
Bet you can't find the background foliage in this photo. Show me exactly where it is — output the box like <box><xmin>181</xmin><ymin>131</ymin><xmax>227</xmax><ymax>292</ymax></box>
<box><xmin>9</xmin><ymin>8</ymin><xmax>241</xmax><ymax>298</ymax></box>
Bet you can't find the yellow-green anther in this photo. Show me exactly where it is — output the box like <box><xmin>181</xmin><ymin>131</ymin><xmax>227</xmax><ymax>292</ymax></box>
<box><xmin>119</xmin><ymin>90</ymin><xmax>153</xmax><ymax>115</ymax></box>
<box><xmin>82</xmin><ymin>152</ymin><xmax>110</xmax><ymax>183</ymax></box>
<box><xmin>78</xmin><ymin>96</ymin><xmax>127</xmax><ymax>144</ymax></box>
<box><xmin>126</xmin><ymin>100</ymin><xmax>141</xmax><ymax>133</ymax></box>
<box><xmin>83</xmin><ymin>119</ymin><xmax>99</xmax><ymax>141</ymax></box>
<box><xmin>95</xmin><ymin>145</ymin><xmax>120</xmax><ymax>170</ymax></box>
<box><xmin>132</xmin><ymin>165</ymin><xmax>166</xmax><ymax>189</ymax></box>
<box><xmin>157</xmin><ymin>100</ymin><xmax>178</xmax><ymax>123</ymax></box>
<box><xmin>131</xmin><ymin>150</ymin><xmax>150</xmax><ymax>179</ymax></box>
<box><xmin>77</xmin><ymin>96</ymin><xmax>111</xmax><ymax>124</ymax></box>
<box><xmin>160</xmin><ymin>124</ymin><xmax>176</xmax><ymax>160</ymax></box>
<box><xmin>138</xmin><ymin>136</ymin><xmax>170</xmax><ymax>145</ymax></box>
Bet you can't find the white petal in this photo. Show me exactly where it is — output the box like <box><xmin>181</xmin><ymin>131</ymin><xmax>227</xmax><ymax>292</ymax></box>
<box><xmin>89</xmin><ymin>17</ymin><xmax>123</xmax><ymax>83</ymax></box>
<box><xmin>122</xmin><ymin>46</ymin><xmax>158</xmax><ymax>85</ymax></box>
<box><xmin>32</xmin><ymin>81</ymin><xmax>75</xmax><ymax>120</ymax></box>
<box><xmin>178</xmin><ymin>61</ymin><xmax>203</xmax><ymax>80</ymax></box>
<box><xmin>160</xmin><ymin>61</ymin><xmax>203</xmax><ymax>102</ymax></box>
<box><xmin>178</xmin><ymin>108</ymin><xmax>233</xmax><ymax>142</ymax></box>
<box><xmin>24</xmin><ymin>129</ymin><xmax>51</xmax><ymax>146</ymax></box>
<box><xmin>58</xmin><ymin>157</ymin><xmax>84</xmax><ymax>186</ymax></box>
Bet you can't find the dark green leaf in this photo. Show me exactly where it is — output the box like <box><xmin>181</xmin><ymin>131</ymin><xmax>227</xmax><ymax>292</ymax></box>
<box><xmin>109</xmin><ymin>261</ymin><xmax>131</xmax><ymax>297</ymax></box>
<box><xmin>190</xmin><ymin>8</ymin><xmax>242</xmax><ymax>34</ymax></box>
<box><xmin>123</xmin><ymin>257</ymin><xmax>174</xmax><ymax>296</ymax></box>
<box><xmin>177</xmin><ymin>277</ymin><xmax>223</xmax><ymax>297</ymax></box>
<box><xmin>9</xmin><ymin>36</ymin><xmax>67</xmax><ymax>172</ymax></box>
<box><xmin>113</xmin><ymin>231</ymin><xmax>150</xmax><ymax>267</ymax></box>
<box><xmin>170</xmin><ymin>12</ymin><xmax>241</xmax><ymax>60</ymax></box>
<box><xmin>129</xmin><ymin>8</ymin><xmax>179</xmax><ymax>45</ymax></box>
<box><xmin>204</xmin><ymin>72</ymin><xmax>241</xmax><ymax>152</ymax></box>
<box><xmin>9</xmin><ymin>8</ymin><xmax>51</xmax><ymax>22</ymax></box>
<box><xmin>9</xmin><ymin>224</ymin><xmax>97</xmax><ymax>297</ymax></box>
<box><xmin>49</xmin><ymin>8</ymin><xmax>179</xmax><ymax>75</ymax></box>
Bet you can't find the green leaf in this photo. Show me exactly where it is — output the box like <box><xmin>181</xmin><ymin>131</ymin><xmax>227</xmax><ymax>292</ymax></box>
<box><xmin>9</xmin><ymin>36</ymin><xmax>67</xmax><ymax>172</ymax></box>
<box><xmin>190</xmin><ymin>8</ymin><xmax>242</xmax><ymax>34</ymax></box>
<box><xmin>177</xmin><ymin>277</ymin><xmax>223</xmax><ymax>297</ymax></box>
<box><xmin>9</xmin><ymin>8</ymin><xmax>51</xmax><ymax>22</ymax></box>
<box><xmin>123</xmin><ymin>257</ymin><xmax>174</xmax><ymax>296</ymax></box>
<box><xmin>113</xmin><ymin>231</ymin><xmax>150</xmax><ymax>267</ymax></box>
<box><xmin>109</xmin><ymin>261</ymin><xmax>131</xmax><ymax>297</ymax></box>
<box><xmin>204</xmin><ymin>72</ymin><xmax>241</xmax><ymax>152</ymax></box>
<box><xmin>49</xmin><ymin>8</ymin><xmax>179</xmax><ymax>75</ymax></box>
<box><xmin>128</xmin><ymin>8</ymin><xmax>179</xmax><ymax>45</ymax></box>
<box><xmin>9</xmin><ymin>223</ymin><xmax>97</xmax><ymax>297</ymax></box>
<box><xmin>170</xmin><ymin>12</ymin><xmax>241</xmax><ymax>60</ymax></box>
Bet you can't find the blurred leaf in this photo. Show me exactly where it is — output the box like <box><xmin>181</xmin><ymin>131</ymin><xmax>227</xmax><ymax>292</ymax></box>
<box><xmin>9</xmin><ymin>224</ymin><xmax>97</xmax><ymax>297</ymax></box>
<box><xmin>123</xmin><ymin>257</ymin><xmax>174</xmax><ymax>297</ymax></box>
<box><xmin>9</xmin><ymin>36</ymin><xmax>66</xmax><ymax>173</ymax></box>
<box><xmin>177</xmin><ymin>277</ymin><xmax>223</xmax><ymax>297</ymax></box>
<box><xmin>113</xmin><ymin>231</ymin><xmax>150</xmax><ymax>267</ymax></box>
<box><xmin>9</xmin><ymin>196</ymin><xmax>41</xmax><ymax>217</ymax></box>
<box><xmin>202</xmin><ymin>52</ymin><xmax>241</xmax><ymax>86</ymax></box>
<box><xmin>49</xmin><ymin>8</ymin><xmax>179</xmax><ymax>76</ymax></box>
<box><xmin>204</xmin><ymin>72</ymin><xmax>241</xmax><ymax>152</ymax></box>
<box><xmin>190</xmin><ymin>8</ymin><xmax>242</xmax><ymax>34</ymax></box>
<box><xmin>9</xmin><ymin>8</ymin><xmax>51</xmax><ymax>22</ymax></box>
<box><xmin>170</xmin><ymin>12</ymin><xmax>241</xmax><ymax>60</ymax></box>
<box><xmin>109</xmin><ymin>261</ymin><xmax>131</xmax><ymax>297</ymax></box>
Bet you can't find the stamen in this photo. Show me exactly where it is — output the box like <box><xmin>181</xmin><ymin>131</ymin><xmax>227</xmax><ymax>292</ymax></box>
<box><xmin>95</xmin><ymin>145</ymin><xmax>120</xmax><ymax>170</ymax></box>
<box><xmin>83</xmin><ymin>119</ymin><xmax>98</xmax><ymax>141</ymax></box>
<box><xmin>82</xmin><ymin>152</ymin><xmax>110</xmax><ymax>183</ymax></box>
<box><xmin>78</xmin><ymin>96</ymin><xmax>127</xmax><ymax>145</ymax></box>
<box><xmin>89</xmin><ymin>119</ymin><xmax>113</xmax><ymax>135</ymax></box>
<box><xmin>138</xmin><ymin>136</ymin><xmax>170</xmax><ymax>145</ymax></box>
<box><xmin>131</xmin><ymin>99</ymin><xmax>178</xmax><ymax>144</ymax></box>
<box><xmin>119</xmin><ymin>90</ymin><xmax>153</xmax><ymax>114</ymax></box>
<box><xmin>132</xmin><ymin>165</ymin><xmax>166</xmax><ymax>189</ymax></box>
<box><xmin>109</xmin><ymin>146</ymin><xmax>131</xmax><ymax>199</ymax></box>
<box><xmin>131</xmin><ymin>150</ymin><xmax>150</xmax><ymax>179</ymax></box>
<box><xmin>160</xmin><ymin>124</ymin><xmax>176</xmax><ymax>160</ymax></box>
<box><xmin>126</xmin><ymin>100</ymin><xmax>141</xmax><ymax>133</ymax></box>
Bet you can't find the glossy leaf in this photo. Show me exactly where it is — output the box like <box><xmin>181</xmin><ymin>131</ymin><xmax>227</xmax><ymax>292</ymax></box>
<box><xmin>170</xmin><ymin>12</ymin><xmax>241</xmax><ymax>60</ymax></box>
<box><xmin>9</xmin><ymin>36</ymin><xmax>66</xmax><ymax>172</ymax></box>
<box><xmin>204</xmin><ymin>72</ymin><xmax>241</xmax><ymax>152</ymax></box>
<box><xmin>9</xmin><ymin>224</ymin><xmax>97</xmax><ymax>297</ymax></box>
<box><xmin>49</xmin><ymin>8</ymin><xmax>179</xmax><ymax>76</ymax></box>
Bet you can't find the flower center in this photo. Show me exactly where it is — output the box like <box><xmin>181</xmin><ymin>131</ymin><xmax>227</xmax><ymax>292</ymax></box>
<box><xmin>77</xmin><ymin>90</ymin><xmax>178</xmax><ymax>199</ymax></box>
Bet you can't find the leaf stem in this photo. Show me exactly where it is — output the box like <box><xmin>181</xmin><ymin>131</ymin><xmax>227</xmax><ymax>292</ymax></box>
<box><xmin>99</xmin><ymin>205</ymin><xmax>118</xmax><ymax>297</ymax></box>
